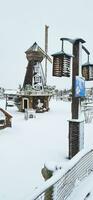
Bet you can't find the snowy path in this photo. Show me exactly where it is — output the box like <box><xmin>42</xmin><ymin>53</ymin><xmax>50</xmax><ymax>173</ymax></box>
<box><xmin>0</xmin><ymin>99</ymin><xmax>70</xmax><ymax>200</ymax></box>
<box><xmin>0</xmin><ymin>99</ymin><xmax>93</xmax><ymax>200</ymax></box>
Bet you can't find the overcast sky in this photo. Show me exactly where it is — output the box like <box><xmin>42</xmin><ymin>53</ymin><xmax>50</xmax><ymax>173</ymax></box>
<box><xmin>0</xmin><ymin>0</ymin><xmax>93</xmax><ymax>89</ymax></box>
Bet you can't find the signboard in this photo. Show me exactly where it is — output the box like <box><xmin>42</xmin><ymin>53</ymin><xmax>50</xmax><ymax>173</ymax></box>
<box><xmin>75</xmin><ymin>76</ymin><xmax>85</xmax><ymax>97</ymax></box>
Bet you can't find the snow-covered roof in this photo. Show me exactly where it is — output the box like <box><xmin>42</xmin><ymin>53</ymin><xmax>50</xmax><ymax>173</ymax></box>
<box><xmin>4</xmin><ymin>89</ymin><xmax>17</xmax><ymax>95</ymax></box>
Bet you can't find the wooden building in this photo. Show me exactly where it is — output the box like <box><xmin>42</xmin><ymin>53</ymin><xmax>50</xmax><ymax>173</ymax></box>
<box><xmin>15</xmin><ymin>93</ymin><xmax>51</xmax><ymax>112</ymax></box>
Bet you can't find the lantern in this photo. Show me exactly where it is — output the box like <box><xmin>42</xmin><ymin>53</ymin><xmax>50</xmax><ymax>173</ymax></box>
<box><xmin>82</xmin><ymin>62</ymin><xmax>93</xmax><ymax>81</ymax></box>
<box><xmin>52</xmin><ymin>38</ymin><xmax>72</xmax><ymax>77</ymax></box>
<box><xmin>52</xmin><ymin>51</ymin><xmax>72</xmax><ymax>77</ymax></box>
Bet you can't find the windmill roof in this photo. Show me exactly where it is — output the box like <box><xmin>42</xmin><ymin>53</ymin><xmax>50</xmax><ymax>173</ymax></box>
<box><xmin>25</xmin><ymin>42</ymin><xmax>52</xmax><ymax>63</ymax></box>
<box><xmin>25</xmin><ymin>42</ymin><xmax>40</xmax><ymax>53</ymax></box>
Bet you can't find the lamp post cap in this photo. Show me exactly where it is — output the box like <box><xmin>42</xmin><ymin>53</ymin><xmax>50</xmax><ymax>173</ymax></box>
<box><xmin>73</xmin><ymin>38</ymin><xmax>86</xmax><ymax>44</ymax></box>
<box><xmin>60</xmin><ymin>38</ymin><xmax>86</xmax><ymax>44</ymax></box>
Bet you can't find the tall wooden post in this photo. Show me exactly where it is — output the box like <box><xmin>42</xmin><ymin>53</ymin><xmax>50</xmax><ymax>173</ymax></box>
<box><xmin>69</xmin><ymin>39</ymin><xmax>85</xmax><ymax>159</ymax></box>
<box><xmin>45</xmin><ymin>25</ymin><xmax>49</xmax><ymax>85</ymax></box>
<box><xmin>72</xmin><ymin>39</ymin><xmax>85</xmax><ymax>119</ymax></box>
<box><xmin>5</xmin><ymin>94</ymin><xmax>7</xmax><ymax>110</ymax></box>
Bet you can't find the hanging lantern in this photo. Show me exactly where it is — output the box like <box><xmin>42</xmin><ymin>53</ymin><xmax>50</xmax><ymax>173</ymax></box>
<box><xmin>52</xmin><ymin>51</ymin><xmax>72</xmax><ymax>77</ymax></box>
<box><xmin>82</xmin><ymin>62</ymin><xmax>93</xmax><ymax>81</ymax></box>
<box><xmin>52</xmin><ymin>39</ymin><xmax>72</xmax><ymax>77</ymax></box>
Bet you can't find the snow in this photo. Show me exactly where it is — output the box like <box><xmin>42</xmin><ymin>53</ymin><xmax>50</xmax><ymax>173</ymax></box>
<box><xmin>0</xmin><ymin>99</ymin><xmax>71</xmax><ymax>200</ymax></box>
<box><xmin>44</xmin><ymin>161</ymin><xmax>62</xmax><ymax>172</ymax></box>
<box><xmin>67</xmin><ymin>173</ymin><xmax>93</xmax><ymax>200</ymax></box>
<box><xmin>0</xmin><ymin>98</ymin><xmax>93</xmax><ymax>200</ymax></box>
<box><xmin>44</xmin><ymin>147</ymin><xmax>93</xmax><ymax>177</ymax></box>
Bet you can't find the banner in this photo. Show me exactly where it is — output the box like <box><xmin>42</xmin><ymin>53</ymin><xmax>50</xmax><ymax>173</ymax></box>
<box><xmin>75</xmin><ymin>76</ymin><xmax>85</xmax><ymax>97</ymax></box>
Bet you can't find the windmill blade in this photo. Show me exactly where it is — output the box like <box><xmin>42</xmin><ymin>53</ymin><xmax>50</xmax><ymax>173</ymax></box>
<box><xmin>38</xmin><ymin>45</ymin><xmax>52</xmax><ymax>63</ymax></box>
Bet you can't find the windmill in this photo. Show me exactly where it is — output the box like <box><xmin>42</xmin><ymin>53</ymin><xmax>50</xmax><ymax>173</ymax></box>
<box><xmin>23</xmin><ymin>42</ymin><xmax>52</xmax><ymax>91</ymax></box>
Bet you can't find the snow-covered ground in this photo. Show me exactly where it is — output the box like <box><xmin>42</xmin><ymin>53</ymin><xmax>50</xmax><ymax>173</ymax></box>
<box><xmin>0</xmin><ymin>99</ymin><xmax>71</xmax><ymax>200</ymax></box>
<box><xmin>0</xmin><ymin>98</ymin><xmax>93</xmax><ymax>200</ymax></box>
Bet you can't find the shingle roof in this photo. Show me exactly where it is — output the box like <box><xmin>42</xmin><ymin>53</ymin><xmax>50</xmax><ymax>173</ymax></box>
<box><xmin>25</xmin><ymin>42</ymin><xmax>52</xmax><ymax>63</ymax></box>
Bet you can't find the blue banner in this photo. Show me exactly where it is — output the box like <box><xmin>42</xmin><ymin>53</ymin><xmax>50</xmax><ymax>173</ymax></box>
<box><xmin>75</xmin><ymin>76</ymin><xmax>85</xmax><ymax>97</ymax></box>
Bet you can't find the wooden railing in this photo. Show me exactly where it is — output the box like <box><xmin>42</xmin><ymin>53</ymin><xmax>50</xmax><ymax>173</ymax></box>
<box><xmin>27</xmin><ymin>148</ymin><xmax>93</xmax><ymax>200</ymax></box>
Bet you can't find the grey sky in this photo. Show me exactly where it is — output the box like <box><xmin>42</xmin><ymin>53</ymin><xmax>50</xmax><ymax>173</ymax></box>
<box><xmin>0</xmin><ymin>0</ymin><xmax>93</xmax><ymax>89</ymax></box>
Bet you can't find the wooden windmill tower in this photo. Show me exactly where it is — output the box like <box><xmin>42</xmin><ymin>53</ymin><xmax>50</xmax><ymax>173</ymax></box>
<box><xmin>23</xmin><ymin>42</ymin><xmax>52</xmax><ymax>90</ymax></box>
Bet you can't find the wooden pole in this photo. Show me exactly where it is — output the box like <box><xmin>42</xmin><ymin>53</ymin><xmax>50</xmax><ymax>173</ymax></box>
<box><xmin>72</xmin><ymin>39</ymin><xmax>85</xmax><ymax>119</ymax></box>
<box><xmin>45</xmin><ymin>25</ymin><xmax>49</xmax><ymax>85</ymax></box>
<box><xmin>69</xmin><ymin>39</ymin><xmax>85</xmax><ymax>159</ymax></box>
<box><xmin>5</xmin><ymin>94</ymin><xmax>7</xmax><ymax>110</ymax></box>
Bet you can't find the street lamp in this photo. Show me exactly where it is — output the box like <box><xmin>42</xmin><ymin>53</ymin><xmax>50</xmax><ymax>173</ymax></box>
<box><xmin>52</xmin><ymin>38</ymin><xmax>92</xmax><ymax>159</ymax></box>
